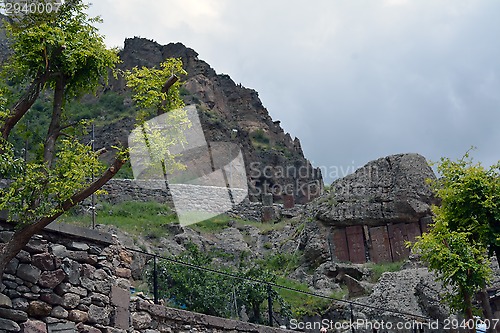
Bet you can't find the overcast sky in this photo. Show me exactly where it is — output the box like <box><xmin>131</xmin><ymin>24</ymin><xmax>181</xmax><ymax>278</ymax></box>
<box><xmin>87</xmin><ymin>0</ymin><xmax>499</xmax><ymax>183</ymax></box>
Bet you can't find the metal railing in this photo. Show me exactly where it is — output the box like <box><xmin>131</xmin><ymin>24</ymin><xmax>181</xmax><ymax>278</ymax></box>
<box><xmin>127</xmin><ymin>247</ymin><xmax>443</xmax><ymax>332</ymax></box>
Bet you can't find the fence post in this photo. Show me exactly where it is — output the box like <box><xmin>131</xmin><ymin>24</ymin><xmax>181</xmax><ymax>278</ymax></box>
<box><xmin>350</xmin><ymin>303</ymin><xmax>355</xmax><ymax>333</ymax></box>
<box><xmin>153</xmin><ymin>255</ymin><xmax>159</xmax><ymax>305</ymax></box>
<box><xmin>267</xmin><ymin>284</ymin><xmax>273</xmax><ymax>327</ymax></box>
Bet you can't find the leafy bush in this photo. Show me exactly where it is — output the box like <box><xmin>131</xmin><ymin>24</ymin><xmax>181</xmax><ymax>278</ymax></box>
<box><xmin>366</xmin><ymin>261</ymin><xmax>404</xmax><ymax>282</ymax></box>
<box><xmin>148</xmin><ymin>244</ymin><xmax>291</xmax><ymax>323</ymax></box>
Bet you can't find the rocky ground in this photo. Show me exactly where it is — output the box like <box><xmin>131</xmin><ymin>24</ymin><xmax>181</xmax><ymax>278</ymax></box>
<box><xmin>97</xmin><ymin>201</ymin><xmax>499</xmax><ymax>323</ymax></box>
<box><xmin>85</xmin><ymin>152</ymin><xmax>500</xmax><ymax>331</ymax></box>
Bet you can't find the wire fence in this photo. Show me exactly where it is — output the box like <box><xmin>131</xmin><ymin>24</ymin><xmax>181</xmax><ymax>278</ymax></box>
<box><xmin>125</xmin><ymin>247</ymin><xmax>459</xmax><ymax>333</ymax></box>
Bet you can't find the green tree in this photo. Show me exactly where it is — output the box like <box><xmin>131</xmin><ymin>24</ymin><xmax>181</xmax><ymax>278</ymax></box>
<box><xmin>124</xmin><ymin>59</ymin><xmax>186</xmax><ymax>119</ymax></box>
<box><xmin>152</xmin><ymin>244</ymin><xmax>235</xmax><ymax>317</ymax></box>
<box><xmin>236</xmin><ymin>264</ymin><xmax>291</xmax><ymax>324</ymax></box>
<box><xmin>411</xmin><ymin>152</ymin><xmax>499</xmax><ymax>329</ymax></box>
<box><xmin>124</xmin><ymin>59</ymin><xmax>190</xmax><ymax>183</ymax></box>
<box><xmin>431</xmin><ymin>153</ymin><xmax>500</xmax><ymax>264</ymax></box>
<box><xmin>0</xmin><ymin>2</ymin><xmax>186</xmax><ymax>280</ymax></box>
<box><xmin>412</xmin><ymin>222</ymin><xmax>491</xmax><ymax>322</ymax></box>
<box><xmin>150</xmin><ymin>244</ymin><xmax>290</xmax><ymax>323</ymax></box>
<box><xmin>0</xmin><ymin>1</ymin><xmax>123</xmax><ymax>279</ymax></box>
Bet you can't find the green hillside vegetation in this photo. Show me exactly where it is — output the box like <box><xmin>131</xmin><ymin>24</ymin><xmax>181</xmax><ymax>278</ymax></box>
<box><xmin>11</xmin><ymin>91</ymin><xmax>134</xmax><ymax>157</ymax></box>
<box><xmin>59</xmin><ymin>200</ymin><xmax>349</xmax><ymax>318</ymax></box>
<box><xmin>61</xmin><ymin>201</ymin><xmax>177</xmax><ymax>239</ymax></box>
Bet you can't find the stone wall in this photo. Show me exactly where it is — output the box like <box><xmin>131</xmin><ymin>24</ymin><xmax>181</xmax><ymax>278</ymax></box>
<box><xmin>0</xmin><ymin>221</ymin><xmax>131</xmax><ymax>333</ymax></box>
<box><xmin>131</xmin><ymin>300</ymin><xmax>292</xmax><ymax>333</ymax></box>
<box><xmin>0</xmin><ymin>222</ymin><xmax>292</xmax><ymax>333</ymax></box>
<box><xmin>99</xmin><ymin>179</ymin><xmax>172</xmax><ymax>204</ymax></box>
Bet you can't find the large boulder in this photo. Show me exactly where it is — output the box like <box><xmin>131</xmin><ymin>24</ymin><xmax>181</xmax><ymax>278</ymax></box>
<box><xmin>313</xmin><ymin>153</ymin><xmax>437</xmax><ymax>227</ymax></box>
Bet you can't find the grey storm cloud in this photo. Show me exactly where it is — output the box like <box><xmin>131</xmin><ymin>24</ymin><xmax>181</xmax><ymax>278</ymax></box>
<box><xmin>88</xmin><ymin>0</ymin><xmax>500</xmax><ymax>183</ymax></box>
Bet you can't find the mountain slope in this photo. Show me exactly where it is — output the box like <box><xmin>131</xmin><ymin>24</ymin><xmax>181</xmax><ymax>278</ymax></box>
<box><xmin>0</xmin><ymin>23</ymin><xmax>323</xmax><ymax>203</ymax></box>
<box><xmin>107</xmin><ymin>37</ymin><xmax>324</xmax><ymax>204</ymax></box>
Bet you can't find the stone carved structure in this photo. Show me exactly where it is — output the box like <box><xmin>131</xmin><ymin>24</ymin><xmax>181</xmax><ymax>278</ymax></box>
<box><xmin>305</xmin><ymin>153</ymin><xmax>439</xmax><ymax>263</ymax></box>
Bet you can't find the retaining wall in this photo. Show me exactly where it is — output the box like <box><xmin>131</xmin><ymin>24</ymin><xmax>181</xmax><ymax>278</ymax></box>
<box><xmin>0</xmin><ymin>221</ymin><xmax>292</xmax><ymax>333</ymax></box>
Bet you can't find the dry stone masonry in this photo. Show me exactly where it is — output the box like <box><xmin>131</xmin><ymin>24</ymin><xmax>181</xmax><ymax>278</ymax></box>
<box><xmin>0</xmin><ymin>222</ymin><xmax>131</xmax><ymax>333</ymax></box>
<box><xmin>0</xmin><ymin>221</ymin><xmax>293</xmax><ymax>333</ymax></box>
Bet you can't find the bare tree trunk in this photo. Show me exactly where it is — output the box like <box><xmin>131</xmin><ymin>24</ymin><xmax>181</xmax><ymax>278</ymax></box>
<box><xmin>0</xmin><ymin>156</ymin><xmax>126</xmax><ymax>281</ymax></box>
<box><xmin>1</xmin><ymin>73</ymin><xmax>48</xmax><ymax>141</ymax></box>
<box><xmin>464</xmin><ymin>292</ymin><xmax>476</xmax><ymax>333</ymax></box>
<box><xmin>479</xmin><ymin>288</ymin><xmax>498</xmax><ymax>333</ymax></box>
<box><xmin>43</xmin><ymin>75</ymin><xmax>65</xmax><ymax>168</ymax></box>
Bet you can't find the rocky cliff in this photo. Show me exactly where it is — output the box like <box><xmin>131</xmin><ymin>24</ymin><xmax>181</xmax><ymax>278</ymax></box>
<box><xmin>108</xmin><ymin>38</ymin><xmax>323</xmax><ymax>204</ymax></box>
<box><xmin>314</xmin><ymin>153</ymin><xmax>438</xmax><ymax>227</ymax></box>
<box><xmin>0</xmin><ymin>26</ymin><xmax>323</xmax><ymax>204</ymax></box>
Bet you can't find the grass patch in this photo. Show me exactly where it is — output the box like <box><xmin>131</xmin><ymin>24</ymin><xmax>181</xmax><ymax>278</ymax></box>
<box><xmin>365</xmin><ymin>261</ymin><xmax>405</xmax><ymax>283</ymax></box>
<box><xmin>258</xmin><ymin>252</ymin><xmax>302</xmax><ymax>275</ymax></box>
<box><xmin>62</xmin><ymin>205</ymin><xmax>294</xmax><ymax>239</ymax></box>
<box><xmin>60</xmin><ymin>201</ymin><xmax>177</xmax><ymax>238</ymax></box>
<box><xmin>250</xmin><ymin>129</ymin><xmax>272</xmax><ymax>151</ymax></box>
<box><xmin>190</xmin><ymin>213</ymin><xmax>292</xmax><ymax>234</ymax></box>
<box><xmin>275</xmin><ymin>277</ymin><xmax>347</xmax><ymax>317</ymax></box>
<box><xmin>189</xmin><ymin>214</ymin><xmax>234</xmax><ymax>233</ymax></box>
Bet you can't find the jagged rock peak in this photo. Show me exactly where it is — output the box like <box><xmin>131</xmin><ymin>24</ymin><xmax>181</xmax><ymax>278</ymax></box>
<box><xmin>117</xmin><ymin>37</ymin><xmax>323</xmax><ymax>203</ymax></box>
<box><xmin>313</xmin><ymin>153</ymin><xmax>438</xmax><ymax>226</ymax></box>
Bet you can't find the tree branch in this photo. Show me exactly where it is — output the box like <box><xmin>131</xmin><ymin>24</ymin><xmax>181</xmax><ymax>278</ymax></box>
<box><xmin>158</xmin><ymin>74</ymin><xmax>178</xmax><ymax>116</ymax></box>
<box><xmin>14</xmin><ymin>155</ymin><xmax>127</xmax><ymax>241</ymax></box>
<box><xmin>1</xmin><ymin>73</ymin><xmax>48</xmax><ymax>141</ymax></box>
<box><xmin>59</xmin><ymin>121</ymin><xmax>80</xmax><ymax>131</ymax></box>
<box><xmin>1</xmin><ymin>45</ymin><xmax>65</xmax><ymax>142</ymax></box>
<box><xmin>0</xmin><ymin>155</ymin><xmax>126</xmax><ymax>272</ymax></box>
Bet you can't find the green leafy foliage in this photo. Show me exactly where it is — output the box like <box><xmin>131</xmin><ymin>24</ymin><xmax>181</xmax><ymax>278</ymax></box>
<box><xmin>429</xmin><ymin>151</ymin><xmax>500</xmax><ymax>258</ymax></box>
<box><xmin>276</xmin><ymin>277</ymin><xmax>345</xmax><ymax>318</ymax></box>
<box><xmin>66</xmin><ymin>91</ymin><xmax>132</xmax><ymax>123</ymax></box>
<box><xmin>125</xmin><ymin>58</ymin><xmax>191</xmax><ymax>179</ymax></box>
<box><xmin>4</xmin><ymin>1</ymin><xmax>119</xmax><ymax>97</ymax></box>
<box><xmin>0</xmin><ymin>137</ymin><xmax>104</xmax><ymax>224</ymax></box>
<box><xmin>258</xmin><ymin>252</ymin><xmax>302</xmax><ymax>275</ymax></box>
<box><xmin>124</xmin><ymin>59</ymin><xmax>186</xmax><ymax>120</ymax></box>
<box><xmin>412</xmin><ymin>223</ymin><xmax>490</xmax><ymax>315</ymax></box>
<box><xmin>151</xmin><ymin>243</ymin><xmax>234</xmax><ymax>317</ymax></box>
<box><xmin>0</xmin><ymin>1</ymin><xmax>123</xmax><ymax>226</ymax></box>
<box><xmin>148</xmin><ymin>244</ymin><xmax>291</xmax><ymax>323</ymax></box>
<box><xmin>0</xmin><ymin>139</ymin><xmax>24</xmax><ymax>178</ymax></box>
<box><xmin>411</xmin><ymin>150</ymin><xmax>499</xmax><ymax>318</ymax></box>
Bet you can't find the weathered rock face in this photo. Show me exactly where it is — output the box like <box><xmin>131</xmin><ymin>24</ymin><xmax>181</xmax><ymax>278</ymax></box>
<box><xmin>302</xmin><ymin>153</ymin><xmax>438</xmax><ymax>265</ymax></box>
<box><xmin>358</xmin><ymin>267</ymin><xmax>450</xmax><ymax>322</ymax></box>
<box><xmin>111</xmin><ymin>38</ymin><xmax>323</xmax><ymax>204</ymax></box>
<box><xmin>314</xmin><ymin>153</ymin><xmax>437</xmax><ymax>227</ymax></box>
